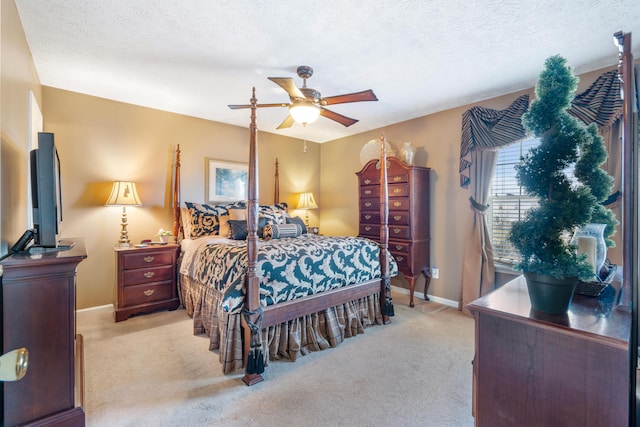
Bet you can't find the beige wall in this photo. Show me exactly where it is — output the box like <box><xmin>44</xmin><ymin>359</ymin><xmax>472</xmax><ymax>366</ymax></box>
<box><xmin>1</xmin><ymin>0</ymin><xmax>42</xmax><ymax>253</ymax></box>
<box><xmin>42</xmin><ymin>87</ymin><xmax>319</xmax><ymax>308</ymax></box>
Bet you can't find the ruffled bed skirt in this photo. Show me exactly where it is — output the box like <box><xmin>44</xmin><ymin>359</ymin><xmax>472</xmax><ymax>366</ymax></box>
<box><xmin>179</xmin><ymin>274</ymin><xmax>383</xmax><ymax>374</ymax></box>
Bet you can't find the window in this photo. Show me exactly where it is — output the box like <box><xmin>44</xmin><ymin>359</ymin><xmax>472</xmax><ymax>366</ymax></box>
<box><xmin>488</xmin><ymin>137</ymin><xmax>540</xmax><ymax>265</ymax></box>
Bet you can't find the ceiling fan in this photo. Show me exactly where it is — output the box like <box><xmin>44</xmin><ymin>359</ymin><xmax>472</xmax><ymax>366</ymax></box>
<box><xmin>228</xmin><ymin>65</ymin><xmax>378</xmax><ymax>129</ymax></box>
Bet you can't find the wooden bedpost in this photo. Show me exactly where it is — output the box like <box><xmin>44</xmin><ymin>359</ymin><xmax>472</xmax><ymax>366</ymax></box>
<box><xmin>274</xmin><ymin>157</ymin><xmax>280</xmax><ymax>204</ymax></box>
<box><xmin>242</xmin><ymin>88</ymin><xmax>264</xmax><ymax>386</ymax></box>
<box><xmin>379</xmin><ymin>132</ymin><xmax>393</xmax><ymax>324</ymax></box>
<box><xmin>172</xmin><ymin>144</ymin><xmax>181</xmax><ymax>239</ymax></box>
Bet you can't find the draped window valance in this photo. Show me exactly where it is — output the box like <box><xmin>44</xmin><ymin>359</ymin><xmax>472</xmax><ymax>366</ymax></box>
<box><xmin>459</xmin><ymin>94</ymin><xmax>529</xmax><ymax>188</ymax></box>
<box><xmin>459</xmin><ymin>69</ymin><xmax>623</xmax><ymax>188</ymax></box>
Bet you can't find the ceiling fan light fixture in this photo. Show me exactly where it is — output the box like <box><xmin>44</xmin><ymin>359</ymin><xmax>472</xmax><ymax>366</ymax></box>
<box><xmin>289</xmin><ymin>102</ymin><xmax>320</xmax><ymax>126</ymax></box>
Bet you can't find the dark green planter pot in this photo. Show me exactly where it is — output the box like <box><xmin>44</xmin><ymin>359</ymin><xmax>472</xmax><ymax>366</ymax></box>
<box><xmin>524</xmin><ymin>272</ymin><xmax>578</xmax><ymax>314</ymax></box>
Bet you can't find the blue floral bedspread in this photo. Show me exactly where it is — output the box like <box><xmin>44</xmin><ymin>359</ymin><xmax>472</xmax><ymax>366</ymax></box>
<box><xmin>189</xmin><ymin>234</ymin><xmax>398</xmax><ymax>314</ymax></box>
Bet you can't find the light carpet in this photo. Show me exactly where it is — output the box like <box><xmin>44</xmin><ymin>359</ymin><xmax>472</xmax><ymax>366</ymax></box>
<box><xmin>77</xmin><ymin>291</ymin><xmax>475</xmax><ymax>426</ymax></box>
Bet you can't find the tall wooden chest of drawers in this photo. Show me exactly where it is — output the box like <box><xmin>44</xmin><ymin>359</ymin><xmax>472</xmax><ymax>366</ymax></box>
<box><xmin>114</xmin><ymin>244</ymin><xmax>180</xmax><ymax>322</ymax></box>
<box><xmin>356</xmin><ymin>157</ymin><xmax>431</xmax><ymax>307</ymax></box>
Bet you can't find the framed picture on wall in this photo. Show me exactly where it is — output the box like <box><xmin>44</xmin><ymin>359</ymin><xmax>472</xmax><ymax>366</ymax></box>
<box><xmin>205</xmin><ymin>158</ymin><xmax>248</xmax><ymax>203</ymax></box>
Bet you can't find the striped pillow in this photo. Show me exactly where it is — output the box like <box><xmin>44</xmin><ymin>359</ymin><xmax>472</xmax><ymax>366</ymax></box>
<box><xmin>262</xmin><ymin>223</ymin><xmax>302</xmax><ymax>240</ymax></box>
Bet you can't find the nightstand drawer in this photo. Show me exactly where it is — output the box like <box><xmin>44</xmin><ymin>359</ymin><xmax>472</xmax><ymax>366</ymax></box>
<box><xmin>123</xmin><ymin>265</ymin><xmax>174</xmax><ymax>286</ymax></box>
<box><xmin>122</xmin><ymin>251</ymin><xmax>174</xmax><ymax>269</ymax></box>
<box><xmin>122</xmin><ymin>282</ymin><xmax>174</xmax><ymax>306</ymax></box>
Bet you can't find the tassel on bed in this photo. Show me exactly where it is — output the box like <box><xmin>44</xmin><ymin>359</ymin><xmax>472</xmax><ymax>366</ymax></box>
<box><xmin>254</xmin><ymin>347</ymin><xmax>265</xmax><ymax>374</ymax></box>
<box><xmin>242</xmin><ymin>306</ymin><xmax>265</xmax><ymax>375</ymax></box>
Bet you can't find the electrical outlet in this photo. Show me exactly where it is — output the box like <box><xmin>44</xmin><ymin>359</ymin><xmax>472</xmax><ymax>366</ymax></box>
<box><xmin>431</xmin><ymin>267</ymin><xmax>439</xmax><ymax>279</ymax></box>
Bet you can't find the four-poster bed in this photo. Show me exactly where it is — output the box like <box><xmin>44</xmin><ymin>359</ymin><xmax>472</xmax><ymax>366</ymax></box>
<box><xmin>174</xmin><ymin>88</ymin><xmax>396</xmax><ymax>385</ymax></box>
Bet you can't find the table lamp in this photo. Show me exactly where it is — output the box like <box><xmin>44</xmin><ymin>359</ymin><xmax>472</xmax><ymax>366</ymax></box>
<box><xmin>297</xmin><ymin>191</ymin><xmax>318</xmax><ymax>228</ymax></box>
<box><xmin>106</xmin><ymin>181</ymin><xmax>142</xmax><ymax>247</ymax></box>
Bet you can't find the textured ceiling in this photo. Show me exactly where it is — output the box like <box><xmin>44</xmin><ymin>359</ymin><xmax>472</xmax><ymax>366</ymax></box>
<box><xmin>14</xmin><ymin>0</ymin><xmax>640</xmax><ymax>143</ymax></box>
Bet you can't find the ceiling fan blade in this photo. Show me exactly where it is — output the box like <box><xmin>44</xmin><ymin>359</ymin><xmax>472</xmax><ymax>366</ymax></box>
<box><xmin>228</xmin><ymin>103</ymin><xmax>288</xmax><ymax>109</ymax></box>
<box><xmin>320</xmin><ymin>108</ymin><xmax>359</xmax><ymax>127</ymax></box>
<box><xmin>268</xmin><ymin>77</ymin><xmax>306</xmax><ymax>99</ymax></box>
<box><xmin>321</xmin><ymin>90</ymin><xmax>378</xmax><ymax>105</ymax></box>
<box><xmin>276</xmin><ymin>115</ymin><xmax>295</xmax><ymax>129</ymax></box>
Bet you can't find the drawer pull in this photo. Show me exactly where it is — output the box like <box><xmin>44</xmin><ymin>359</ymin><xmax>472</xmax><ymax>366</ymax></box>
<box><xmin>393</xmin><ymin>228</ymin><xmax>401</xmax><ymax>234</ymax></box>
<box><xmin>144</xmin><ymin>271</ymin><xmax>155</xmax><ymax>279</ymax></box>
<box><xmin>365</xmin><ymin>226</ymin><xmax>372</xmax><ymax>231</ymax></box>
<box><xmin>365</xmin><ymin>215</ymin><xmax>372</xmax><ymax>220</ymax></box>
<box><xmin>364</xmin><ymin>189</ymin><xmax>372</xmax><ymax>195</ymax></box>
<box><xmin>365</xmin><ymin>202</ymin><xmax>372</xmax><ymax>207</ymax></box>
<box><xmin>396</xmin><ymin>256</ymin><xmax>404</xmax><ymax>262</ymax></box>
<box><xmin>394</xmin><ymin>215</ymin><xmax>402</xmax><ymax>221</ymax></box>
<box><xmin>393</xmin><ymin>176</ymin><xmax>402</xmax><ymax>182</ymax></box>
<box><xmin>393</xmin><ymin>201</ymin><xmax>402</xmax><ymax>208</ymax></box>
<box><xmin>395</xmin><ymin>244</ymin><xmax>404</xmax><ymax>250</ymax></box>
<box><xmin>393</xmin><ymin>188</ymin><xmax>402</xmax><ymax>194</ymax></box>
<box><xmin>143</xmin><ymin>289</ymin><xmax>155</xmax><ymax>297</ymax></box>
<box><xmin>144</xmin><ymin>256</ymin><xmax>155</xmax><ymax>263</ymax></box>
<box><xmin>364</xmin><ymin>179</ymin><xmax>371</xmax><ymax>185</ymax></box>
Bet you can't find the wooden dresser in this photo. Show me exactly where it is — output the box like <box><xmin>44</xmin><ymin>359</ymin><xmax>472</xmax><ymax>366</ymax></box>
<box><xmin>467</xmin><ymin>275</ymin><xmax>630</xmax><ymax>426</ymax></box>
<box><xmin>356</xmin><ymin>157</ymin><xmax>431</xmax><ymax>307</ymax></box>
<box><xmin>114</xmin><ymin>244</ymin><xmax>180</xmax><ymax>322</ymax></box>
<box><xmin>1</xmin><ymin>238</ymin><xmax>87</xmax><ymax>427</ymax></box>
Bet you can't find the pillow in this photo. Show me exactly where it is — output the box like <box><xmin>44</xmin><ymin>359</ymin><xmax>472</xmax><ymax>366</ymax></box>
<box><xmin>228</xmin><ymin>217</ymin><xmax>269</xmax><ymax>240</ymax></box>
<box><xmin>180</xmin><ymin>207</ymin><xmax>193</xmax><ymax>239</ymax></box>
<box><xmin>228</xmin><ymin>208</ymin><xmax>246</xmax><ymax>221</ymax></box>
<box><xmin>263</xmin><ymin>223</ymin><xmax>302</xmax><ymax>240</ymax></box>
<box><xmin>227</xmin><ymin>200</ymin><xmax>247</xmax><ymax>210</ymax></box>
<box><xmin>190</xmin><ymin>209</ymin><xmax>220</xmax><ymax>237</ymax></box>
<box><xmin>185</xmin><ymin>201</ymin><xmax>228</xmax><ymax>216</ymax></box>
<box><xmin>259</xmin><ymin>205</ymin><xmax>287</xmax><ymax>225</ymax></box>
<box><xmin>286</xmin><ymin>216</ymin><xmax>307</xmax><ymax>234</ymax></box>
<box><xmin>228</xmin><ymin>219</ymin><xmax>248</xmax><ymax>240</ymax></box>
<box><xmin>218</xmin><ymin>214</ymin><xmax>231</xmax><ymax>238</ymax></box>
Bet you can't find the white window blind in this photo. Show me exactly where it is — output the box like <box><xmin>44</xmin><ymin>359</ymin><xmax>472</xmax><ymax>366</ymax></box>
<box><xmin>489</xmin><ymin>137</ymin><xmax>540</xmax><ymax>265</ymax></box>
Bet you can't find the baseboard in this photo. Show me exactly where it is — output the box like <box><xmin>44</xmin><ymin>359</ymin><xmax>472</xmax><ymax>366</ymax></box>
<box><xmin>76</xmin><ymin>304</ymin><xmax>113</xmax><ymax>313</ymax></box>
<box><xmin>391</xmin><ymin>285</ymin><xmax>459</xmax><ymax>309</ymax></box>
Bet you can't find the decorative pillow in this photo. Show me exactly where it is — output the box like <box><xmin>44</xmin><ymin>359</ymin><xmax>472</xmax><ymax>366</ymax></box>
<box><xmin>228</xmin><ymin>219</ymin><xmax>248</xmax><ymax>240</ymax></box>
<box><xmin>180</xmin><ymin>207</ymin><xmax>193</xmax><ymax>239</ymax></box>
<box><xmin>190</xmin><ymin>209</ymin><xmax>220</xmax><ymax>237</ymax></box>
<box><xmin>259</xmin><ymin>204</ymin><xmax>287</xmax><ymax>225</ymax></box>
<box><xmin>185</xmin><ymin>201</ymin><xmax>228</xmax><ymax>216</ymax></box>
<box><xmin>228</xmin><ymin>217</ymin><xmax>269</xmax><ymax>240</ymax></box>
<box><xmin>227</xmin><ymin>200</ymin><xmax>247</xmax><ymax>210</ymax></box>
<box><xmin>218</xmin><ymin>214</ymin><xmax>231</xmax><ymax>238</ymax></box>
<box><xmin>228</xmin><ymin>208</ymin><xmax>247</xmax><ymax>221</ymax></box>
<box><xmin>286</xmin><ymin>216</ymin><xmax>307</xmax><ymax>234</ymax></box>
<box><xmin>263</xmin><ymin>223</ymin><xmax>302</xmax><ymax>240</ymax></box>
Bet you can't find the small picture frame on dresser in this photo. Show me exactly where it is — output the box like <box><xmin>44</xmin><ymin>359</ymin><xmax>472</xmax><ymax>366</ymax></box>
<box><xmin>310</xmin><ymin>226</ymin><xmax>319</xmax><ymax>234</ymax></box>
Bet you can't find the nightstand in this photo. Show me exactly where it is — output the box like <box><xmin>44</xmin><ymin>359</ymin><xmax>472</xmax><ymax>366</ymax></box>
<box><xmin>114</xmin><ymin>244</ymin><xmax>180</xmax><ymax>322</ymax></box>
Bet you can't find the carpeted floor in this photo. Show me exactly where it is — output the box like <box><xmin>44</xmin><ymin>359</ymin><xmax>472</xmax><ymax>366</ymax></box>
<box><xmin>77</xmin><ymin>290</ymin><xmax>475</xmax><ymax>426</ymax></box>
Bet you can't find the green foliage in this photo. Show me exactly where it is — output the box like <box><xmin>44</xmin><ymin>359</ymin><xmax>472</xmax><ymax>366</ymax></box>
<box><xmin>509</xmin><ymin>55</ymin><xmax>618</xmax><ymax>281</ymax></box>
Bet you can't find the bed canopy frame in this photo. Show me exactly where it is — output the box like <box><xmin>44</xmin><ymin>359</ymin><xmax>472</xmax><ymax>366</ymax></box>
<box><xmin>173</xmin><ymin>88</ymin><xmax>393</xmax><ymax>385</ymax></box>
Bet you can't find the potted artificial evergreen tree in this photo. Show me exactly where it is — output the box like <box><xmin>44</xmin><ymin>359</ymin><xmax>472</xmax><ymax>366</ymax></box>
<box><xmin>508</xmin><ymin>55</ymin><xmax>618</xmax><ymax>314</ymax></box>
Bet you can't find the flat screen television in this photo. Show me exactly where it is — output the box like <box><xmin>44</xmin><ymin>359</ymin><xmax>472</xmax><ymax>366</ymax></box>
<box><xmin>30</xmin><ymin>132</ymin><xmax>62</xmax><ymax>248</ymax></box>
